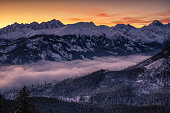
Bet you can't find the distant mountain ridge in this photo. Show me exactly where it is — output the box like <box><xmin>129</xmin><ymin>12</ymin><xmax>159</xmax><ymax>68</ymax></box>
<box><xmin>0</xmin><ymin>19</ymin><xmax>64</xmax><ymax>34</ymax></box>
<box><xmin>0</xmin><ymin>19</ymin><xmax>169</xmax><ymax>41</ymax></box>
<box><xmin>0</xmin><ymin>20</ymin><xmax>169</xmax><ymax>64</ymax></box>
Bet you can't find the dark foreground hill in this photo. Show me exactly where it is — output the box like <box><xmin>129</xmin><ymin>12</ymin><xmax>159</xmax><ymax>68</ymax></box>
<box><xmin>2</xmin><ymin>97</ymin><xmax>170</xmax><ymax>113</ymax></box>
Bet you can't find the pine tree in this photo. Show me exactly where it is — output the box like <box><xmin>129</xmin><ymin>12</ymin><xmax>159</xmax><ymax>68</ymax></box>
<box><xmin>15</xmin><ymin>86</ymin><xmax>35</xmax><ymax>113</ymax></box>
<box><xmin>0</xmin><ymin>92</ymin><xmax>6</xmax><ymax>113</ymax></box>
<box><xmin>49</xmin><ymin>110</ymin><xmax>54</xmax><ymax>113</ymax></box>
<box><xmin>0</xmin><ymin>92</ymin><xmax>2</xmax><ymax>113</ymax></box>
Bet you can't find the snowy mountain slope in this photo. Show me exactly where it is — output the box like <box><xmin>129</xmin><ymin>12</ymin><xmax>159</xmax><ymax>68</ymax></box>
<box><xmin>54</xmin><ymin>22</ymin><xmax>103</xmax><ymax>37</ymax></box>
<box><xmin>136</xmin><ymin>58</ymin><xmax>169</xmax><ymax>95</ymax></box>
<box><xmin>0</xmin><ymin>20</ymin><xmax>169</xmax><ymax>64</ymax></box>
<box><xmin>0</xmin><ymin>19</ymin><xmax>64</xmax><ymax>39</ymax></box>
<box><xmin>0</xmin><ymin>34</ymin><xmax>163</xmax><ymax>64</ymax></box>
<box><xmin>127</xmin><ymin>45</ymin><xmax>170</xmax><ymax>69</ymax></box>
<box><xmin>35</xmin><ymin>46</ymin><xmax>170</xmax><ymax>105</ymax></box>
<box><xmin>36</xmin><ymin>46</ymin><xmax>169</xmax><ymax>105</ymax></box>
<box><xmin>0</xmin><ymin>20</ymin><xmax>169</xmax><ymax>42</ymax></box>
<box><xmin>4</xmin><ymin>46</ymin><xmax>170</xmax><ymax>106</ymax></box>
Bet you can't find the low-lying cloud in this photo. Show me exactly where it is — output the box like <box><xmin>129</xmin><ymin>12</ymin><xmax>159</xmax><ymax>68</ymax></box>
<box><xmin>0</xmin><ymin>55</ymin><xmax>150</xmax><ymax>91</ymax></box>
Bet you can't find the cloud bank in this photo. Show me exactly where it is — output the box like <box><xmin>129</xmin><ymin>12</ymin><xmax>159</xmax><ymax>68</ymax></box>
<box><xmin>0</xmin><ymin>55</ymin><xmax>150</xmax><ymax>90</ymax></box>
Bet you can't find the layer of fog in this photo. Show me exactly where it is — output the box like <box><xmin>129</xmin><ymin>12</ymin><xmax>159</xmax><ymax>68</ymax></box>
<box><xmin>0</xmin><ymin>55</ymin><xmax>150</xmax><ymax>91</ymax></box>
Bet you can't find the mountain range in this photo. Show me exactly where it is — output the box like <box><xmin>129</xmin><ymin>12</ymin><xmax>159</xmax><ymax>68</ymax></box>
<box><xmin>0</xmin><ymin>20</ymin><xmax>169</xmax><ymax>64</ymax></box>
<box><xmin>1</xmin><ymin>19</ymin><xmax>170</xmax><ymax>112</ymax></box>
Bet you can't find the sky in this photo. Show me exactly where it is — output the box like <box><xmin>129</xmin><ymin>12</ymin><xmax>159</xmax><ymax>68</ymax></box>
<box><xmin>0</xmin><ymin>0</ymin><xmax>170</xmax><ymax>28</ymax></box>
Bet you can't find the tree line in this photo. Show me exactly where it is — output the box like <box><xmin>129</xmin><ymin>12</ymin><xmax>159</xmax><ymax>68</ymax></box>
<box><xmin>0</xmin><ymin>86</ymin><xmax>54</xmax><ymax>113</ymax></box>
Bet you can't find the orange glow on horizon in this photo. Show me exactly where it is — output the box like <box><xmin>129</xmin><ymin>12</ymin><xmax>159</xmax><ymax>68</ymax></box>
<box><xmin>0</xmin><ymin>0</ymin><xmax>170</xmax><ymax>28</ymax></box>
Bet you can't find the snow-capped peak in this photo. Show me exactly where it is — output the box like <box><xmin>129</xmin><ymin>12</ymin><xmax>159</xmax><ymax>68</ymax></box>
<box><xmin>0</xmin><ymin>19</ymin><xmax>64</xmax><ymax>34</ymax></box>
<box><xmin>0</xmin><ymin>19</ymin><xmax>65</xmax><ymax>39</ymax></box>
<box><xmin>149</xmin><ymin>20</ymin><xmax>164</xmax><ymax>26</ymax></box>
<box><xmin>54</xmin><ymin>22</ymin><xmax>103</xmax><ymax>36</ymax></box>
<box><xmin>0</xmin><ymin>19</ymin><xmax>169</xmax><ymax>44</ymax></box>
<box><xmin>39</xmin><ymin>19</ymin><xmax>64</xmax><ymax>29</ymax></box>
<box><xmin>67</xmin><ymin>22</ymin><xmax>96</xmax><ymax>28</ymax></box>
<box><xmin>114</xmin><ymin>24</ymin><xmax>134</xmax><ymax>29</ymax></box>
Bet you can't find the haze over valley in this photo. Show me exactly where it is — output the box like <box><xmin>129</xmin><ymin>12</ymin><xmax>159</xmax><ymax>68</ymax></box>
<box><xmin>0</xmin><ymin>55</ymin><xmax>150</xmax><ymax>90</ymax></box>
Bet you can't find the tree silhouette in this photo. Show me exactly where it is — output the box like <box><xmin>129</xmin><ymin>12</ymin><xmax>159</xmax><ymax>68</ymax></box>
<box><xmin>15</xmin><ymin>86</ymin><xmax>35</xmax><ymax>113</ymax></box>
<box><xmin>0</xmin><ymin>92</ymin><xmax>7</xmax><ymax>113</ymax></box>
<box><xmin>0</xmin><ymin>92</ymin><xmax>3</xmax><ymax>113</ymax></box>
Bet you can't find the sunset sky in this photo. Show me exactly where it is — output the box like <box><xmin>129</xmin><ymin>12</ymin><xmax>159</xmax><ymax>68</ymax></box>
<box><xmin>0</xmin><ymin>0</ymin><xmax>170</xmax><ymax>28</ymax></box>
